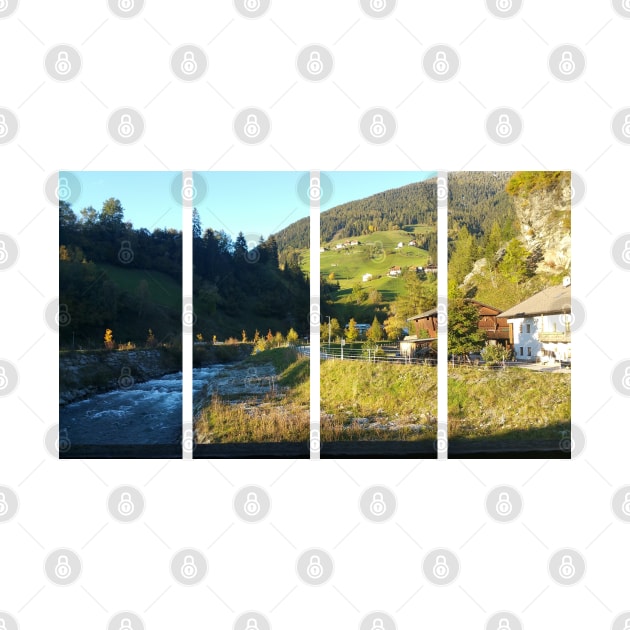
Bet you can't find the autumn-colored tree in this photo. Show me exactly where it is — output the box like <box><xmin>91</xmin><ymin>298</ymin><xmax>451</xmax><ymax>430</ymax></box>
<box><xmin>345</xmin><ymin>318</ymin><xmax>359</xmax><ymax>342</ymax></box>
<box><xmin>104</xmin><ymin>328</ymin><xmax>115</xmax><ymax>350</ymax></box>
<box><xmin>266</xmin><ymin>329</ymin><xmax>273</xmax><ymax>342</ymax></box>
<box><xmin>367</xmin><ymin>315</ymin><xmax>384</xmax><ymax>342</ymax></box>
<box><xmin>241</xmin><ymin>329</ymin><xmax>248</xmax><ymax>343</ymax></box>
<box><xmin>287</xmin><ymin>328</ymin><xmax>299</xmax><ymax>345</ymax></box>
<box><xmin>253</xmin><ymin>329</ymin><xmax>260</xmax><ymax>344</ymax></box>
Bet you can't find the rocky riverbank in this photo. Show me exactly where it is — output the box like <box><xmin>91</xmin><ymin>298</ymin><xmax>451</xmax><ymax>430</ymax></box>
<box><xmin>59</xmin><ymin>343</ymin><xmax>253</xmax><ymax>406</ymax></box>
<box><xmin>59</xmin><ymin>348</ymin><xmax>182</xmax><ymax>405</ymax></box>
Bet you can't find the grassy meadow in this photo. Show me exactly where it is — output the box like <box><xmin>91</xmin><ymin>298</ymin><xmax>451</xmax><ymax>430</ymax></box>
<box><xmin>320</xmin><ymin>360</ymin><xmax>437</xmax><ymax>442</ymax></box>
<box><xmin>194</xmin><ymin>347</ymin><xmax>310</xmax><ymax>444</ymax></box>
<box><xmin>448</xmin><ymin>367</ymin><xmax>571</xmax><ymax>443</ymax></box>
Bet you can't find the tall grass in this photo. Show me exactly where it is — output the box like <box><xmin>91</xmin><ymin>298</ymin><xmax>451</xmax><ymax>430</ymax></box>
<box><xmin>448</xmin><ymin>366</ymin><xmax>570</xmax><ymax>441</ymax></box>
<box><xmin>320</xmin><ymin>361</ymin><xmax>437</xmax><ymax>441</ymax></box>
<box><xmin>195</xmin><ymin>347</ymin><xmax>309</xmax><ymax>444</ymax></box>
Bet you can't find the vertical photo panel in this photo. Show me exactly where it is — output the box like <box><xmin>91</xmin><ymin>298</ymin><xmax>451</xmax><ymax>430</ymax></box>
<box><xmin>319</xmin><ymin>171</ymin><xmax>438</xmax><ymax>458</ymax></box>
<box><xmin>59</xmin><ymin>171</ymin><xmax>183</xmax><ymax>458</ymax></box>
<box><xmin>447</xmin><ymin>171</ymin><xmax>571</xmax><ymax>458</ymax></box>
<box><xmin>191</xmin><ymin>172</ymin><xmax>311</xmax><ymax>459</ymax></box>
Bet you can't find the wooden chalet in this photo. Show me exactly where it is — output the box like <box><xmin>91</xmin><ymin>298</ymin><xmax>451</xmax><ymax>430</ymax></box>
<box><xmin>465</xmin><ymin>299</ymin><xmax>510</xmax><ymax>346</ymax></box>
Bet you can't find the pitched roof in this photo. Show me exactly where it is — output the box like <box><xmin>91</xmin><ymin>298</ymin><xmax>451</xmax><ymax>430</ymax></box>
<box><xmin>499</xmin><ymin>285</ymin><xmax>571</xmax><ymax>318</ymax></box>
<box><xmin>408</xmin><ymin>308</ymin><xmax>438</xmax><ymax>321</ymax></box>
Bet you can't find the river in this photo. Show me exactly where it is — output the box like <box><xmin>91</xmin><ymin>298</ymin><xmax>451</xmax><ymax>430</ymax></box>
<box><xmin>60</xmin><ymin>366</ymin><xmax>225</xmax><ymax>450</ymax></box>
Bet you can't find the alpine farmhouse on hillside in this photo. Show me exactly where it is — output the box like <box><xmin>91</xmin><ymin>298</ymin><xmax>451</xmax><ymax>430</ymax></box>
<box><xmin>499</xmin><ymin>278</ymin><xmax>572</xmax><ymax>364</ymax></box>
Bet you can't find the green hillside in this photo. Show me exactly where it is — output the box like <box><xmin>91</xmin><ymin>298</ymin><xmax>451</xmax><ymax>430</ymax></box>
<box><xmin>97</xmin><ymin>264</ymin><xmax>181</xmax><ymax>310</ymax></box>
<box><xmin>320</xmin><ymin>225</ymin><xmax>436</xmax><ymax>327</ymax></box>
<box><xmin>322</xmin><ymin>227</ymin><xmax>431</xmax><ymax>292</ymax></box>
<box><xmin>274</xmin><ymin>177</ymin><xmax>437</xmax><ymax>257</ymax></box>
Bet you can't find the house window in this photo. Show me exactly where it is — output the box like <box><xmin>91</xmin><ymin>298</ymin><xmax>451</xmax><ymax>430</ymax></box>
<box><xmin>527</xmin><ymin>347</ymin><xmax>532</xmax><ymax>357</ymax></box>
<box><xmin>519</xmin><ymin>324</ymin><xmax>523</xmax><ymax>333</ymax></box>
<box><xmin>519</xmin><ymin>346</ymin><xmax>523</xmax><ymax>356</ymax></box>
<box><xmin>526</xmin><ymin>324</ymin><xmax>531</xmax><ymax>334</ymax></box>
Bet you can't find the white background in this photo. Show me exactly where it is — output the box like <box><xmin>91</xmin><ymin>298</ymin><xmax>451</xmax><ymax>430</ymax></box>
<box><xmin>1</xmin><ymin>0</ymin><xmax>629</xmax><ymax>628</ymax></box>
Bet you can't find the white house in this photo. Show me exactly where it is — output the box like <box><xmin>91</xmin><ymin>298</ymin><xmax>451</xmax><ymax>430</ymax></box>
<box><xmin>335</xmin><ymin>243</ymin><xmax>344</xmax><ymax>250</ymax></box>
<box><xmin>388</xmin><ymin>266</ymin><xmax>402</xmax><ymax>277</ymax></box>
<box><xmin>408</xmin><ymin>240</ymin><xmax>417</xmax><ymax>247</ymax></box>
<box><xmin>350</xmin><ymin>240</ymin><xmax>360</xmax><ymax>246</ymax></box>
<box><xmin>499</xmin><ymin>279</ymin><xmax>572</xmax><ymax>363</ymax></box>
<box><xmin>396</xmin><ymin>242</ymin><xmax>403</xmax><ymax>249</ymax></box>
<box><xmin>362</xmin><ymin>273</ymin><xmax>373</xmax><ymax>282</ymax></box>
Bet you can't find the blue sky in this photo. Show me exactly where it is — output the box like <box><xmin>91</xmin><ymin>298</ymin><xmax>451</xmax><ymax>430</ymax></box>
<box><xmin>198</xmin><ymin>171</ymin><xmax>437</xmax><ymax>240</ymax></box>
<box><xmin>64</xmin><ymin>171</ymin><xmax>182</xmax><ymax>231</ymax></box>
<box><xmin>64</xmin><ymin>171</ymin><xmax>437</xmax><ymax>238</ymax></box>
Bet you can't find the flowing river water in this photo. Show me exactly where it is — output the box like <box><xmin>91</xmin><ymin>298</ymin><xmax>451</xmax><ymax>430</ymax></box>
<box><xmin>60</xmin><ymin>366</ymin><xmax>227</xmax><ymax>448</ymax></box>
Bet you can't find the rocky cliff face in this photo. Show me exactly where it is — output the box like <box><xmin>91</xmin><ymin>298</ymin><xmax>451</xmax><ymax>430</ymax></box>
<box><xmin>514</xmin><ymin>175</ymin><xmax>571</xmax><ymax>274</ymax></box>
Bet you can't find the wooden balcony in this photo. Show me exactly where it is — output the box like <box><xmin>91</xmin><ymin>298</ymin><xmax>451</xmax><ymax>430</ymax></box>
<box><xmin>538</xmin><ymin>331</ymin><xmax>571</xmax><ymax>343</ymax></box>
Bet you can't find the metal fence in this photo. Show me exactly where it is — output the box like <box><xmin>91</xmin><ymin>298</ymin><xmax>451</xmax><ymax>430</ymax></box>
<box><xmin>319</xmin><ymin>346</ymin><xmax>437</xmax><ymax>365</ymax></box>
